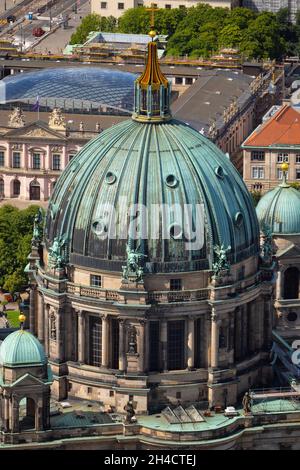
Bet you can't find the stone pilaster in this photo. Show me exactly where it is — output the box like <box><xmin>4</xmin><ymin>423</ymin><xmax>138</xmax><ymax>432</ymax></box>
<box><xmin>29</xmin><ymin>286</ymin><xmax>37</xmax><ymax>335</ymax></box>
<box><xmin>101</xmin><ymin>314</ymin><xmax>109</xmax><ymax>368</ymax></box>
<box><xmin>210</xmin><ymin>309</ymin><xmax>219</xmax><ymax>369</ymax></box>
<box><xmin>37</xmin><ymin>293</ymin><xmax>44</xmax><ymax>343</ymax></box>
<box><xmin>160</xmin><ymin>320</ymin><xmax>168</xmax><ymax>372</ymax></box>
<box><xmin>137</xmin><ymin>321</ymin><xmax>145</xmax><ymax>373</ymax></box>
<box><xmin>119</xmin><ymin>319</ymin><xmax>126</xmax><ymax>372</ymax></box>
<box><xmin>187</xmin><ymin>316</ymin><xmax>195</xmax><ymax>370</ymax></box>
<box><xmin>77</xmin><ymin>310</ymin><xmax>85</xmax><ymax>363</ymax></box>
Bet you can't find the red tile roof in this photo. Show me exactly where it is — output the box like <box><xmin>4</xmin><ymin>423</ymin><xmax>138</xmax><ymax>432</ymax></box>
<box><xmin>243</xmin><ymin>104</ymin><xmax>300</xmax><ymax>147</ymax></box>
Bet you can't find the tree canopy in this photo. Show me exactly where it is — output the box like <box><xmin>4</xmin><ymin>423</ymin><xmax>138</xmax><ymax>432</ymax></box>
<box><xmin>70</xmin><ymin>6</ymin><xmax>300</xmax><ymax>60</ymax></box>
<box><xmin>0</xmin><ymin>205</ymin><xmax>41</xmax><ymax>294</ymax></box>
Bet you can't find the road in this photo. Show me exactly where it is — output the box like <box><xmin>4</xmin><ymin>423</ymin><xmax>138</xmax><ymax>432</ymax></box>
<box><xmin>13</xmin><ymin>0</ymin><xmax>89</xmax><ymax>51</ymax></box>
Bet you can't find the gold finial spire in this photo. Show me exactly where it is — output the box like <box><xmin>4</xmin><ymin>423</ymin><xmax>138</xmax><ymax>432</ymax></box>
<box><xmin>147</xmin><ymin>3</ymin><xmax>159</xmax><ymax>40</ymax></box>
<box><xmin>19</xmin><ymin>313</ymin><xmax>26</xmax><ymax>330</ymax></box>
<box><xmin>280</xmin><ymin>162</ymin><xmax>289</xmax><ymax>187</ymax></box>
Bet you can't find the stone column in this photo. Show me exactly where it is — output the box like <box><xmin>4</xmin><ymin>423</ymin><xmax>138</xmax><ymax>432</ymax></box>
<box><xmin>101</xmin><ymin>315</ymin><xmax>109</xmax><ymax>368</ymax></box>
<box><xmin>210</xmin><ymin>309</ymin><xmax>219</xmax><ymax>369</ymax></box>
<box><xmin>276</xmin><ymin>269</ymin><xmax>282</xmax><ymax>300</ymax></box>
<box><xmin>144</xmin><ymin>320</ymin><xmax>149</xmax><ymax>373</ymax></box>
<box><xmin>29</xmin><ymin>286</ymin><xmax>36</xmax><ymax>335</ymax></box>
<box><xmin>187</xmin><ymin>317</ymin><xmax>195</xmax><ymax>369</ymax></box>
<box><xmin>3</xmin><ymin>393</ymin><xmax>10</xmax><ymax>432</ymax></box>
<box><xmin>77</xmin><ymin>310</ymin><xmax>85</xmax><ymax>363</ymax></box>
<box><xmin>160</xmin><ymin>320</ymin><xmax>168</xmax><ymax>372</ymax></box>
<box><xmin>137</xmin><ymin>321</ymin><xmax>145</xmax><ymax>373</ymax></box>
<box><xmin>11</xmin><ymin>395</ymin><xmax>19</xmax><ymax>433</ymax></box>
<box><xmin>56</xmin><ymin>308</ymin><xmax>64</xmax><ymax>361</ymax></box>
<box><xmin>37</xmin><ymin>293</ymin><xmax>44</xmax><ymax>343</ymax></box>
<box><xmin>44</xmin><ymin>304</ymin><xmax>49</xmax><ymax>356</ymax></box>
<box><xmin>119</xmin><ymin>319</ymin><xmax>126</xmax><ymax>372</ymax></box>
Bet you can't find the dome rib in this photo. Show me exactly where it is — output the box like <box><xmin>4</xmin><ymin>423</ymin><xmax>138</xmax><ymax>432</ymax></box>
<box><xmin>46</xmin><ymin>118</ymin><xmax>260</xmax><ymax>272</ymax></box>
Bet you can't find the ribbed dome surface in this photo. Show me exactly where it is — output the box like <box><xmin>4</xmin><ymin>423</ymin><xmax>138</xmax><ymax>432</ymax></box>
<box><xmin>0</xmin><ymin>330</ymin><xmax>47</xmax><ymax>367</ymax></box>
<box><xmin>45</xmin><ymin>118</ymin><xmax>259</xmax><ymax>273</ymax></box>
<box><xmin>256</xmin><ymin>184</ymin><xmax>300</xmax><ymax>234</ymax></box>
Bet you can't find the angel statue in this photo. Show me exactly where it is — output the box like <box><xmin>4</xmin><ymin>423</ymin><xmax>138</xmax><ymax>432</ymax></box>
<box><xmin>48</xmin><ymin>236</ymin><xmax>67</xmax><ymax>270</ymax></box>
<box><xmin>122</xmin><ymin>244</ymin><xmax>147</xmax><ymax>282</ymax></box>
<box><xmin>260</xmin><ymin>222</ymin><xmax>274</xmax><ymax>265</ymax></box>
<box><xmin>212</xmin><ymin>244</ymin><xmax>231</xmax><ymax>279</ymax></box>
<box><xmin>32</xmin><ymin>208</ymin><xmax>44</xmax><ymax>247</ymax></box>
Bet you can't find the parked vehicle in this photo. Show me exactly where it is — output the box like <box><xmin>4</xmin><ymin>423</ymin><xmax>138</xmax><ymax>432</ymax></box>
<box><xmin>6</xmin><ymin>15</ymin><xmax>16</xmax><ymax>23</ymax></box>
<box><xmin>32</xmin><ymin>27</ymin><xmax>45</xmax><ymax>38</ymax></box>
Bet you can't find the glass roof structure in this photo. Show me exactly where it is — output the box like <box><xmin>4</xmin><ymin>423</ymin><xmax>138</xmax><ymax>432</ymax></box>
<box><xmin>0</xmin><ymin>67</ymin><xmax>137</xmax><ymax>114</ymax></box>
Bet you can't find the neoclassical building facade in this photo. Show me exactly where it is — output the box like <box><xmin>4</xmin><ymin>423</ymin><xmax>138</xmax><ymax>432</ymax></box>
<box><xmin>27</xmin><ymin>36</ymin><xmax>274</xmax><ymax>414</ymax></box>
<box><xmin>0</xmin><ymin>108</ymin><xmax>99</xmax><ymax>201</ymax></box>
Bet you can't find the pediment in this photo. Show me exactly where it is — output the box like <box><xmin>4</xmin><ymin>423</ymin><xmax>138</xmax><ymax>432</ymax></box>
<box><xmin>5</xmin><ymin>122</ymin><xmax>66</xmax><ymax>140</ymax></box>
<box><xmin>277</xmin><ymin>243</ymin><xmax>300</xmax><ymax>260</ymax></box>
<box><xmin>4</xmin><ymin>373</ymin><xmax>45</xmax><ymax>388</ymax></box>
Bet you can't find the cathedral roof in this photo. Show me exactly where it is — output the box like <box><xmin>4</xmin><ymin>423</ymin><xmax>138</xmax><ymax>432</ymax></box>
<box><xmin>44</xmin><ymin>35</ymin><xmax>260</xmax><ymax>274</ymax></box>
<box><xmin>0</xmin><ymin>330</ymin><xmax>47</xmax><ymax>367</ymax></box>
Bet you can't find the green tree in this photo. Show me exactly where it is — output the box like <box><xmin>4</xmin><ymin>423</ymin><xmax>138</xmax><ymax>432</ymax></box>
<box><xmin>0</xmin><ymin>205</ymin><xmax>41</xmax><ymax>294</ymax></box>
<box><xmin>219</xmin><ymin>24</ymin><xmax>243</xmax><ymax>48</ymax></box>
<box><xmin>70</xmin><ymin>13</ymin><xmax>117</xmax><ymax>45</ymax></box>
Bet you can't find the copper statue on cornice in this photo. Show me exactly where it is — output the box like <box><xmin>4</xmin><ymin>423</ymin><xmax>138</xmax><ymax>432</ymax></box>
<box><xmin>211</xmin><ymin>244</ymin><xmax>232</xmax><ymax>285</ymax></box>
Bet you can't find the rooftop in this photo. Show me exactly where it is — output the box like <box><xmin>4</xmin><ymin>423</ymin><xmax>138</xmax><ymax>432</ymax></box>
<box><xmin>172</xmin><ymin>69</ymin><xmax>253</xmax><ymax>132</ymax></box>
<box><xmin>243</xmin><ymin>104</ymin><xmax>300</xmax><ymax>148</ymax></box>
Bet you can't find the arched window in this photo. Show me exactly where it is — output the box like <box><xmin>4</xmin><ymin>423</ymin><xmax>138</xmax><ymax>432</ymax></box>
<box><xmin>13</xmin><ymin>179</ymin><xmax>20</xmax><ymax>197</ymax></box>
<box><xmin>29</xmin><ymin>180</ymin><xmax>40</xmax><ymax>201</ymax></box>
<box><xmin>0</xmin><ymin>178</ymin><xmax>4</xmax><ymax>198</ymax></box>
<box><xmin>284</xmin><ymin>267</ymin><xmax>299</xmax><ymax>299</ymax></box>
<box><xmin>19</xmin><ymin>397</ymin><xmax>36</xmax><ymax>432</ymax></box>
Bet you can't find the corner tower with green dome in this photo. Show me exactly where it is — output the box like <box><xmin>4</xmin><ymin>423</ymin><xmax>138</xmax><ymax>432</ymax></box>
<box><xmin>256</xmin><ymin>163</ymin><xmax>300</xmax><ymax>384</ymax></box>
<box><xmin>27</xmin><ymin>28</ymin><xmax>274</xmax><ymax>413</ymax></box>
<box><xmin>0</xmin><ymin>315</ymin><xmax>52</xmax><ymax>442</ymax></box>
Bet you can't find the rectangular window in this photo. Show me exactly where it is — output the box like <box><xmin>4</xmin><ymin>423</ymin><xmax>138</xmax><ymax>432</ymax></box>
<box><xmin>165</xmin><ymin>4</ymin><xmax>171</xmax><ymax>8</ymax></box>
<box><xmin>12</xmin><ymin>152</ymin><xmax>20</xmax><ymax>169</ymax></box>
<box><xmin>118</xmin><ymin>2</ymin><xmax>124</xmax><ymax>8</ymax></box>
<box><xmin>277</xmin><ymin>152</ymin><xmax>289</xmax><ymax>163</ymax></box>
<box><xmin>175</xmin><ymin>77</ymin><xmax>183</xmax><ymax>85</ymax></box>
<box><xmin>89</xmin><ymin>316</ymin><xmax>102</xmax><ymax>367</ymax></box>
<box><xmin>68</xmin><ymin>154</ymin><xmax>75</xmax><ymax>163</ymax></box>
<box><xmin>251</xmin><ymin>151</ymin><xmax>265</xmax><ymax>161</ymax></box>
<box><xmin>0</xmin><ymin>151</ymin><xmax>4</xmax><ymax>166</ymax></box>
<box><xmin>167</xmin><ymin>320</ymin><xmax>185</xmax><ymax>370</ymax></box>
<box><xmin>111</xmin><ymin>318</ymin><xmax>119</xmax><ymax>369</ymax></box>
<box><xmin>32</xmin><ymin>153</ymin><xmax>40</xmax><ymax>169</ymax></box>
<box><xmin>52</xmin><ymin>154</ymin><xmax>61</xmax><ymax>171</ymax></box>
<box><xmin>296</xmin><ymin>169</ymin><xmax>300</xmax><ymax>180</ymax></box>
<box><xmin>149</xmin><ymin>321</ymin><xmax>160</xmax><ymax>372</ymax></box>
<box><xmin>296</xmin><ymin>154</ymin><xmax>300</xmax><ymax>163</ymax></box>
<box><xmin>194</xmin><ymin>318</ymin><xmax>202</xmax><ymax>368</ymax></box>
<box><xmin>90</xmin><ymin>274</ymin><xmax>102</xmax><ymax>287</ymax></box>
<box><xmin>277</xmin><ymin>168</ymin><xmax>289</xmax><ymax>179</ymax></box>
<box><xmin>185</xmin><ymin>77</ymin><xmax>193</xmax><ymax>85</ymax></box>
<box><xmin>251</xmin><ymin>166</ymin><xmax>264</xmax><ymax>179</ymax></box>
<box><xmin>100</xmin><ymin>1</ymin><xmax>107</xmax><ymax>8</ymax></box>
<box><xmin>170</xmin><ymin>279</ymin><xmax>182</xmax><ymax>291</ymax></box>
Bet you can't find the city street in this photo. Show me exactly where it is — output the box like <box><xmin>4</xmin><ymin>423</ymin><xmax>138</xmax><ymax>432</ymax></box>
<box><xmin>12</xmin><ymin>0</ymin><xmax>90</xmax><ymax>51</ymax></box>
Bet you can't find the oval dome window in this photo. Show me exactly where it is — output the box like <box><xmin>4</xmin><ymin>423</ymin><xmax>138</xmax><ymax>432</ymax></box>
<box><xmin>215</xmin><ymin>166</ymin><xmax>224</xmax><ymax>179</ymax></box>
<box><xmin>106</xmin><ymin>172</ymin><xmax>117</xmax><ymax>185</ymax></box>
<box><xmin>234</xmin><ymin>212</ymin><xmax>243</xmax><ymax>227</ymax></box>
<box><xmin>165</xmin><ymin>174</ymin><xmax>178</xmax><ymax>188</ymax></box>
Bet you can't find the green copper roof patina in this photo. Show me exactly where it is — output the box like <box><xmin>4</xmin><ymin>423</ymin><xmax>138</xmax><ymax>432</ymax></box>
<box><xmin>256</xmin><ymin>166</ymin><xmax>300</xmax><ymax>235</ymax></box>
<box><xmin>0</xmin><ymin>330</ymin><xmax>47</xmax><ymax>367</ymax></box>
<box><xmin>44</xmin><ymin>36</ymin><xmax>260</xmax><ymax>274</ymax></box>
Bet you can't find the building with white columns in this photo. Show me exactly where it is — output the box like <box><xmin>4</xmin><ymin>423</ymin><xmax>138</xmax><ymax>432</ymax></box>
<box><xmin>27</xmin><ymin>33</ymin><xmax>275</xmax><ymax>414</ymax></box>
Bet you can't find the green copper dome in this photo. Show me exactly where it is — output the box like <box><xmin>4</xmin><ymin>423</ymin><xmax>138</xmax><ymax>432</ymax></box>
<box><xmin>0</xmin><ymin>330</ymin><xmax>47</xmax><ymax>367</ymax></box>
<box><xmin>44</xmin><ymin>40</ymin><xmax>259</xmax><ymax>273</ymax></box>
<box><xmin>256</xmin><ymin>183</ymin><xmax>300</xmax><ymax>235</ymax></box>
<box><xmin>45</xmin><ymin>118</ymin><xmax>259</xmax><ymax>273</ymax></box>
